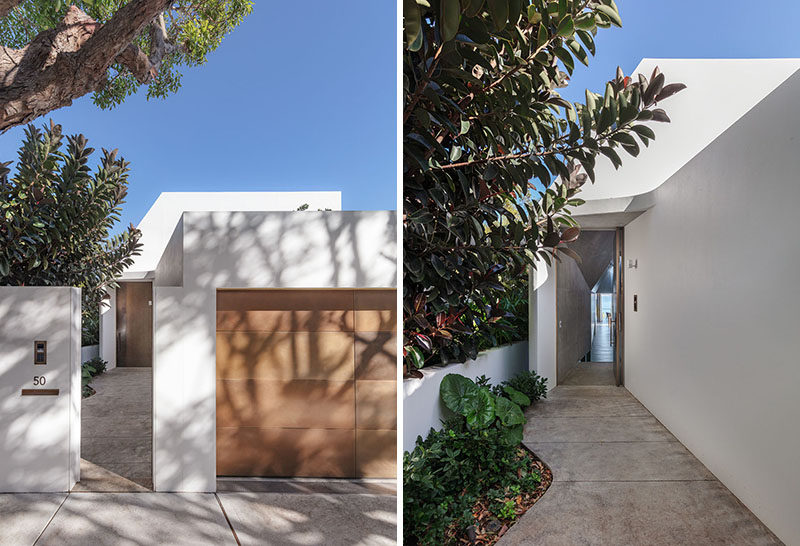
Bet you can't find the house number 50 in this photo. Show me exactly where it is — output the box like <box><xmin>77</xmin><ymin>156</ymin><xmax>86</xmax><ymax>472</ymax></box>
<box><xmin>33</xmin><ymin>376</ymin><xmax>46</xmax><ymax>386</ymax></box>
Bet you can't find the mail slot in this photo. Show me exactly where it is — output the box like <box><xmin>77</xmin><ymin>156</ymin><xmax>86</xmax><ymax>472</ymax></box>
<box><xmin>34</xmin><ymin>341</ymin><xmax>47</xmax><ymax>365</ymax></box>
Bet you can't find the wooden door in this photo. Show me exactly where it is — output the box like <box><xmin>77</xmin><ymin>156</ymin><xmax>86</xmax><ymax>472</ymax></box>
<box><xmin>215</xmin><ymin>288</ymin><xmax>397</xmax><ymax>478</ymax></box>
<box><xmin>116</xmin><ymin>282</ymin><xmax>153</xmax><ymax>367</ymax></box>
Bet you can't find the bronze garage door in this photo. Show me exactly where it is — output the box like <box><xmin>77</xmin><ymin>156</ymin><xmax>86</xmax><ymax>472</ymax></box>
<box><xmin>215</xmin><ymin>289</ymin><xmax>396</xmax><ymax>478</ymax></box>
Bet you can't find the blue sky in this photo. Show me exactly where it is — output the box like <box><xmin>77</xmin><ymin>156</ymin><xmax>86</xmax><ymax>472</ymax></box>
<box><xmin>0</xmin><ymin>1</ymin><xmax>396</xmax><ymax>229</ymax></box>
<box><xmin>560</xmin><ymin>0</ymin><xmax>800</xmax><ymax>103</ymax></box>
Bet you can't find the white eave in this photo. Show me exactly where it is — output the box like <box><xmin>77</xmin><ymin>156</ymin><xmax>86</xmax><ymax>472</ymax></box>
<box><xmin>575</xmin><ymin>58</ymin><xmax>800</xmax><ymax>219</ymax></box>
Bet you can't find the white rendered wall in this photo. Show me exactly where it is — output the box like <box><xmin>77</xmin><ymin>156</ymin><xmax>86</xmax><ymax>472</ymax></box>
<box><xmin>402</xmin><ymin>342</ymin><xmax>529</xmax><ymax>453</ymax></box>
<box><xmin>531</xmin><ymin>265</ymin><xmax>557</xmax><ymax>390</ymax></box>
<box><xmin>0</xmin><ymin>287</ymin><xmax>81</xmax><ymax>492</ymax></box>
<box><xmin>99</xmin><ymin>288</ymin><xmax>116</xmax><ymax>370</ymax></box>
<box><xmin>623</xmin><ymin>69</ymin><xmax>800</xmax><ymax>544</ymax></box>
<box><xmin>153</xmin><ymin>210</ymin><xmax>397</xmax><ymax>491</ymax></box>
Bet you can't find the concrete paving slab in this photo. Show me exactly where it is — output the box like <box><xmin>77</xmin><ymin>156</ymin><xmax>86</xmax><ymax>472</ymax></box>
<box><xmin>218</xmin><ymin>491</ymin><xmax>397</xmax><ymax>545</ymax></box>
<box><xmin>498</xmin><ymin>481</ymin><xmax>781</xmax><ymax>545</ymax></box>
<box><xmin>0</xmin><ymin>493</ymin><xmax>65</xmax><ymax>546</ymax></box>
<box><xmin>527</xmin><ymin>393</ymin><xmax>650</xmax><ymax>418</ymax></box>
<box><xmin>36</xmin><ymin>493</ymin><xmax>235</xmax><ymax>546</ymax></box>
<box><xmin>524</xmin><ymin>416</ymin><xmax>674</xmax><ymax>443</ymax></box>
<box><xmin>72</xmin><ymin>460</ymin><xmax>150</xmax><ymax>493</ymax></box>
<box><xmin>561</xmin><ymin>362</ymin><xmax>615</xmax><ymax>385</ymax></box>
<box><xmin>80</xmin><ymin>437</ymin><xmax>151</xmax><ymax>464</ymax></box>
<box><xmin>527</xmin><ymin>441</ymin><xmax>716</xmax><ymax>482</ymax></box>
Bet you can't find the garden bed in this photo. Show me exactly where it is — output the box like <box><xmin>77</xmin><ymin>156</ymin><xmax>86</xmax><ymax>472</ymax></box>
<box><xmin>449</xmin><ymin>446</ymin><xmax>552</xmax><ymax>545</ymax></box>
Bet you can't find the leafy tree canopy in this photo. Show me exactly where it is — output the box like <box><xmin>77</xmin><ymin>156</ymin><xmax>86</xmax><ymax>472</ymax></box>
<box><xmin>0</xmin><ymin>121</ymin><xmax>142</xmax><ymax>306</ymax></box>
<box><xmin>0</xmin><ymin>0</ymin><xmax>252</xmax><ymax>131</ymax></box>
<box><xmin>403</xmin><ymin>0</ymin><xmax>684</xmax><ymax>373</ymax></box>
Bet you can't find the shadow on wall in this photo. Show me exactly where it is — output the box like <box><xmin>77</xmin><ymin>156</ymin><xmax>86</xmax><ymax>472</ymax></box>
<box><xmin>151</xmin><ymin>211</ymin><xmax>397</xmax><ymax>491</ymax></box>
<box><xmin>185</xmin><ymin>211</ymin><xmax>397</xmax><ymax>290</ymax></box>
<box><xmin>0</xmin><ymin>289</ymin><xmax>74</xmax><ymax>492</ymax></box>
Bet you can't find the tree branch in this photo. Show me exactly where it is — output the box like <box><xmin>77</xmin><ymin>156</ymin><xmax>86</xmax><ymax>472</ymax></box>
<box><xmin>0</xmin><ymin>0</ymin><xmax>172</xmax><ymax>132</ymax></box>
<box><xmin>0</xmin><ymin>0</ymin><xmax>21</xmax><ymax>19</ymax></box>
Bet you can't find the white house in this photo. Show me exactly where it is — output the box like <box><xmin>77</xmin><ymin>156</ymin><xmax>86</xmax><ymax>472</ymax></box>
<box><xmin>531</xmin><ymin>59</ymin><xmax>800</xmax><ymax>545</ymax></box>
<box><xmin>97</xmin><ymin>191</ymin><xmax>398</xmax><ymax>492</ymax></box>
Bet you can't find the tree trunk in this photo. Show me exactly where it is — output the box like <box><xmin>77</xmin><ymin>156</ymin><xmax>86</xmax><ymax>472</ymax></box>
<box><xmin>0</xmin><ymin>0</ymin><xmax>171</xmax><ymax>133</ymax></box>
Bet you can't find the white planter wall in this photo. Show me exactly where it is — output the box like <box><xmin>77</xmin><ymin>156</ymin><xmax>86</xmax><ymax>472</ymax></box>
<box><xmin>81</xmin><ymin>345</ymin><xmax>99</xmax><ymax>363</ymax></box>
<box><xmin>402</xmin><ymin>341</ymin><xmax>528</xmax><ymax>453</ymax></box>
<box><xmin>0</xmin><ymin>287</ymin><xmax>81</xmax><ymax>492</ymax></box>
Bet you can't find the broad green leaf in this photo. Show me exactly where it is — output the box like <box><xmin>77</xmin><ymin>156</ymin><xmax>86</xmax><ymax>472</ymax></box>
<box><xmin>440</xmin><ymin>0</ymin><xmax>461</xmax><ymax>42</ymax></box>
<box><xmin>404</xmin><ymin>0</ymin><xmax>422</xmax><ymax>48</ymax></box>
<box><xmin>495</xmin><ymin>395</ymin><xmax>526</xmax><ymax>425</ymax></box>
<box><xmin>487</xmin><ymin>0</ymin><xmax>509</xmax><ymax>31</ymax></box>
<box><xmin>440</xmin><ymin>373</ymin><xmax>477</xmax><ymax>414</ymax></box>
<box><xmin>464</xmin><ymin>387</ymin><xmax>496</xmax><ymax>429</ymax></box>
<box><xmin>556</xmin><ymin>15</ymin><xmax>573</xmax><ymax>37</ymax></box>
<box><xmin>595</xmin><ymin>4</ymin><xmax>622</xmax><ymax>26</ymax></box>
<box><xmin>503</xmin><ymin>385</ymin><xmax>531</xmax><ymax>407</ymax></box>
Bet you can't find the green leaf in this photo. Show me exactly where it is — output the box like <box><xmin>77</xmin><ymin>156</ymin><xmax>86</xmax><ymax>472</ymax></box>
<box><xmin>499</xmin><ymin>423</ymin><xmax>523</xmax><ymax>445</ymax></box>
<box><xmin>554</xmin><ymin>47</ymin><xmax>574</xmax><ymax>74</ymax></box>
<box><xmin>440</xmin><ymin>374</ymin><xmax>477</xmax><ymax>414</ymax></box>
<box><xmin>595</xmin><ymin>4</ymin><xmax>622</xmax><ymax>26</ymax></box>
<box><xmin>450</xmin><ymin>146</ymin><xmax>463</xmax><ymax>161</ymax></box>
<box><xmin>503</xmin><ymin>385</ymin><xmax>531</xmax><ymax>407</ymax></box>
<box><xmin>495</xmin><ymin>395</ymin><xmax>526</xmax><ymax>425</ymax></box>
<box><xmin>464</xmin><ymin>387</ymin><xmax>496</xmax><ymax>429</ymax></box>
<box><xmin>404</xmin><ymin>0</ymin><xmax>422</xmax><ymax>49</ymax></box>
<box><xmin>630</xmin><ymin>124</ymin><xmax>655</xmax><ymax>140</ymax></box>
<box><xmin>487</xmin><ymin>0</ymin><xmax>509</xmax><ymax>31</ymax></box>
<box><xmin>440</xmin><ymin>0</ymin><xmax>461</xmax><ymax>42</ymax></box>
<box><xmin>556</xmin><ymin>15</ymin><xmax>574</xmax><ymax>37</ymax></box>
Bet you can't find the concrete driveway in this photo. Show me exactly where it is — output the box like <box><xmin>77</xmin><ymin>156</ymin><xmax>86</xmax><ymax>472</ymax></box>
<box><xmin>0</xmin><ymin>479</ymin><xmax>396</xmax><ymax>545</ymax></box>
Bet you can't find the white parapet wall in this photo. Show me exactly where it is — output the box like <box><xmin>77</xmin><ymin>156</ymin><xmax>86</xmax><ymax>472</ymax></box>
<box><xmin>0</xmin><ymin>287</ymin><xmax>81</xmax><ymax>492</ymax></box>
<box><xmin>402</xmin><ymin>341</ymin><xmax>529</xmax><ymax>453</ymax></box>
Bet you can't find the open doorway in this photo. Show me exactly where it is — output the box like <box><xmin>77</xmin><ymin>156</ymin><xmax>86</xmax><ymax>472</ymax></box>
<box><xmin>556</xmin><ymin>229</ymin><xmax>623</xmax><ymax>386</ymax></box>
<box><xmin>76</xmin><ymin>281</ymin><xmax>153</xmax><ymax>491</ymax></box>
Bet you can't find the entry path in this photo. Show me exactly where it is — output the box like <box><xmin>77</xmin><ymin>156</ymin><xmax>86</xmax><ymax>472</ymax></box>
<box><xmin>499</xmin><ymin>386</ymin><xmax>782</xmax><ymax>545</ymax></box>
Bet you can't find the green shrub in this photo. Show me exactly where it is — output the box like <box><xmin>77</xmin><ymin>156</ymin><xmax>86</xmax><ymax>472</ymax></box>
<box><xmin>81</xmin><ymin>304</ymin><xmax>100</xmax><ymax>347</ymax></box>
<box><xmin>84</xmin><ymin>357</ymin><xmax>107</xmax><ymax>377</ymax></box>
<box><xmin>81</xmin><ymin>357</ymin><xmax>107</xmax><ymax>398</ymax></box>
<box><xmin>81</xmin><ymin>362</ymin><xmax>96</xmax><ymax>398</ymax></box>
<box><xmin>440</xmin><ymin>373</ymin><xmax>526</xmax><ymax>445</ymax></box>
<box><xmin>403</xmin><ymin>425</ymin><xmax>540</xmax><ymax>545</ymax></box>
<box><xmin>504</xmin><ymin>371</ymin><xmax>548</xmax><ymax>404</ymax></box>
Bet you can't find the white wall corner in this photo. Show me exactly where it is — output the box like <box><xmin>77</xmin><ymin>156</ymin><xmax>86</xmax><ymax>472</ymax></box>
<box><xmin>69</xmin><ymin>287</ymin><xmax>81</xmax><ymax>489</ymax></box>
<box><xmin>99</xmin><ymin>287</ymin><xmax>116</xmax><ymax>370</ymax></box>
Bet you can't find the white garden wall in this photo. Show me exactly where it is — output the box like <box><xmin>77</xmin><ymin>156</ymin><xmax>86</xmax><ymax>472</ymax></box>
<box><xmin>0</xmin><ymin>287</ymin><xmax>81</xmax><ymax>492</ymax></box>
<box><xmin>402</xmin><ymin>341</ymin><xmax>528</xmax><ymax>453</ymax></box>
<box><xmin>623</xmin><ymin>69</ymin><xmax>800</xmax><ymax>545</ymax></box>
<box><xmin>81</xmin><ymin>345</ymin><xmax>99</xmax><ymax>363</ymax></box>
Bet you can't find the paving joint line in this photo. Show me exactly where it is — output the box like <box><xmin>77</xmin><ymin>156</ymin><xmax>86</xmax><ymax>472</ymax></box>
<box><xmin>215</xmin><ymin>493</ymin><xmax>241</xmax><ymax>546</ymax></box>
<box><xmin>32</xmin><ymin>492</ymin><xmax>69</xmax><ymax>545</ymax></box>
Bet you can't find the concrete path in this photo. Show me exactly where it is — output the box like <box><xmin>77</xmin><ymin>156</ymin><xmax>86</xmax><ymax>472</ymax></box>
<box><xmin>76</xmin><ymin>368</ymin><xmax>152</xmax><ymax>491</ymax></box>
<box><xmin>499</xmin><ymin>385</ymin><xmax>782</xmax><ymax>545</ymax></box>
<box><xmin>0</xmin><ymin>479</ymin><xmax>396</xmax><ymax>545</ymax></box>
